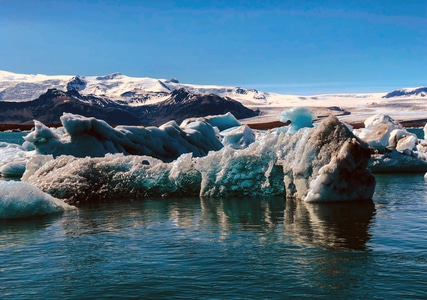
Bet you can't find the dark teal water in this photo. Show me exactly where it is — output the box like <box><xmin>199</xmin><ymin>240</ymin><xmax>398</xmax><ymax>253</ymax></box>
<box><xmin>0</xmin><ymin>131</ymin><xmax>27</xmax><ymax>145</ymax></box>
<box><xmin>1</xmin><ymin>174</ymin><xmax>426</xmax><ymax>299</ymax></box>
<box><xmin>407</xmin><ymin>127</ymin><xmax>424</xmax><ymax>139</ymax></box>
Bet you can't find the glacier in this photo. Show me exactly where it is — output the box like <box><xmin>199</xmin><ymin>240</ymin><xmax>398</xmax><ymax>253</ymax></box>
<box><xmin>18</xmin><ymin>109</ymin><xmax>376</xmax><ymax>205</ymax></box>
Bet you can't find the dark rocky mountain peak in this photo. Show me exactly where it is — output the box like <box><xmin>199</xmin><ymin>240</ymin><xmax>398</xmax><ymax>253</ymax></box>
<box><xmin>95</xmin><ymin>72</ymin><xmax>123</xmax><ymax>80</ymax></box>
<box><xmin>170</xmin><ymin>88</ymin><xmax>191</xmax><ymax>103</ymax></box>
<box><xmin>168</xmin><ymin>78</ymin><xmax>179</xmax><ymax>83</ymax></box>
<box><xmin>39</xmin><ymin>88</ymin><xmax>68</xmax><ymax>99</ymax></box>
<box><xmin>235</xmin><ymin>87</ymin><xmax>248</xmax><ymax>95</ymax></box>
<box><xmin>66</xmin><ymin>76</ymin><xmax>86</xmax><ymax>92</ymax></box>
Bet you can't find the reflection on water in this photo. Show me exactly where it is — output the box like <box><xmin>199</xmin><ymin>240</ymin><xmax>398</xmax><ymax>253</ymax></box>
<box><xmin>0</xmin><ymin>214</ymin><xmax>70</xmax><ymax>249</ymax></box>
<box><xmin>200</xmin><ymin>197</ymin><xmax>284</xmax><ymax>231</ymax></box>
<box><xmin>62</xmin><ymin>197</ymin><xmax>286</xmax><ymax>237</ymax></box>
<box><xmin>284</xmin><ymin>199</ymin><xmax>376</xmax><ymax>250</ymax></box>
<box><xmin>0</xmin><ymin>194</ymin><xmax>376</xmax><ymax>254</ymax></box>
<box><xmin>59</xmin><ymin>196</ymin><xmax>375</xmax><ymax>252</ymax></box>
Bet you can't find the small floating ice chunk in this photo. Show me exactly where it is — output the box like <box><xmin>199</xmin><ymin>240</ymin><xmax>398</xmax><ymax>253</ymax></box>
<box><xmin>180</xmin><ymin>112</ymin><xmax>241</xmax><ymax>131</ymax></box>
<box><xmin>280</xmin><ymin>107</ymin><xmax>315</xmax><ymax>134</ymax></box>
<box><xmin>388</xmin><ymin>128</ymin><xmax>418</xmax><ymax>151</ymax></box>
<box><xmin>395</xmin><ymin>135</ymin><xmax>418</xmax><ymax>152</ymax></box>
<box><xmin>0</xmin><ymin>161</ymin><xmax>26</xmax><ymax>177</ymax></box>
<box><xmin>221</xmin><ymin>125</ymin><xmax>255</xmax><ymax>149</ymax></box>
<box><xmin>0</xmin><ymin>143</ymin><xmax>33</xmax><ymax>178</ymax></box>
<box><xmin>0</xmin><ymin>181</ymin><xmax>75</xmax><ymax>219</ymax></box>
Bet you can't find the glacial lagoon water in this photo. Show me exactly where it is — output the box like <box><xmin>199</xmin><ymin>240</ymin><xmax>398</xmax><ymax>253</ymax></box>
<box><xmin>1</xmin><ymin>133</ymin><xmax>427</xmax><ymax>299</ymax></box>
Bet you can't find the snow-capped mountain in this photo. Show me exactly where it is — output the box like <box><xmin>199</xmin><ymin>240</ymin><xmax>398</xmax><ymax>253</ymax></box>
<box><xmin>2</xmin><ymin>70</ymin><xmax>425</xmax><ymax>107</ymax></box>
<box><xmin>0</xmin><ymin>70</ymin><xmax>267</xmax><ymax>106</ymax></box>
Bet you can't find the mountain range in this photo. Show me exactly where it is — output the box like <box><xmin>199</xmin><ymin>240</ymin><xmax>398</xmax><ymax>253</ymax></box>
<box><xmin>0</xmin><ymin>70</ymin><xmax>425</xmax><ymax>128</ymax></box>
<box><xmin>0</xmin><ymin>71</ymin><xmax>262</xmax><ymax>127</ymax></box>
<box><xmin>0</xmin><ymin>87</ymin><xmax>258</xmax><ymax>127</ymax></box>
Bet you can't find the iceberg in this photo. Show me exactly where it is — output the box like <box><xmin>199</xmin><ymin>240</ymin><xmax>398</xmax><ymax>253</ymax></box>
<box><xmin>0</xmin><ymin>142</ymin><xmax>33</xmax><ymax>178</ymax></box>
<box><xmin>353</xmin><ymin>113</ymin><xmax>418</xmax><ymax>152</ymax></box>
<box><xmin>220</xmin><ymin>125</ymin><xmax>255</xmax><ymax>149</ymax></box>
<box><xmin>180</xmin><ymin>112</ymin><xmax>242</xmax><ymax>131</ymax></box>
<box><xmin>22</xmin><ymin>111</ymin><xmax>375</xmax><ymax>204</ymax></box>
<box><xmin>0</xmin><ymin>181</ymin><xmax>75</xmax><ymax>219</ymax></box>
<box><xmin>369</xmin><ymin>149</ymin><xmax>427</xmax><ymax>173</ymax></box>
<box><xmin>24</xmin><ymin>113</ymin><xmax>223</xmax><ymax>162</ymax></box>
<box><xmin>280</xmin><ymin>106</ymin><xmax>315</xmax><ymax>134</ymax></box>
<box><xmin>353</xmin><ymin>113</ymin><xmax>427</xmax><ymax>173</ymax></box>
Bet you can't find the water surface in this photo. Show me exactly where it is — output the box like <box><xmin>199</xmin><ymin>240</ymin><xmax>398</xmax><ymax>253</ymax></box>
<box><xmin>1</xmin><ymin>174</ymin><xmax>426</xmax><ymax>299</ymax></box>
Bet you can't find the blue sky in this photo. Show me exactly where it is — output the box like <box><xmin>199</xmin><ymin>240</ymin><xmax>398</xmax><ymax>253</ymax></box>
<box><xmin>1</xmin><ymin>0</ymin><xmax>426</xmax><ymax>94</ymax></box>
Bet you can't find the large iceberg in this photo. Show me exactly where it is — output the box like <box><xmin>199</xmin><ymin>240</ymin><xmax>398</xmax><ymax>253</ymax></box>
<box><xmin>22</xmin><ymin>112</ymin><xmax>375</xmax><ymax>204</ymax></box>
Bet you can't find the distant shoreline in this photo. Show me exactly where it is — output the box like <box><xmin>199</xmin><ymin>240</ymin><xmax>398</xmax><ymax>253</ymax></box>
<box><xmin>0</xmin><ymin>124</ymin><xmax>61</xmax><ymax>132</ymax></box>
<box><xmin>245</xmin><ymin>118</ymin><xmax>427</xmax><ymax>130</ymax></box>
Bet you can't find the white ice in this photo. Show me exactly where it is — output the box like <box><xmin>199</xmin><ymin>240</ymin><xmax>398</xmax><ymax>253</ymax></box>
<box><xmin>220</xmin><ymin>125</ymin><xmax>255</xmax><ymax>149</ymax></box>
<box><xmin>0</xmin><ymin>142</ymin><xmax>34</xmax><ymax>178</ymax></box>
<box><xmin>353</xmin><ymin>114</ymin><xmax>407</xmax><ymax>150</ymax></box>
<box><xmin>0</xmin><ymin>181</ymin><xmax>75</xmax><ymax>219</ymax></box>
<box><xmin>352</xmin><ymin>113</ymin><xmax>427</xmax><ymax>173</ymax></box>
<box><xmin>24</xmin><ymin>112</ymin><xmax>223</xmax><ymax>162</ymax></box>
<box><xmin>181</xmin><ymin>112</ymin><xmax>242</xmax><ymax>131</ymax></box>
